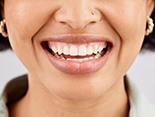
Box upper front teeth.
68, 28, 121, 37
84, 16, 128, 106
78, 45, 87, 56
48, 42, 107, 56
70, 45, 78, 56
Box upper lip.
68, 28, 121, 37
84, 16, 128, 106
39, 34, 113, 44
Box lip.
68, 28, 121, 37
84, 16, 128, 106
40, 34, 112, 43
40, 34, 113, 74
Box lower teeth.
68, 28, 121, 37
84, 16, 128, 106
54, 52, 103, 62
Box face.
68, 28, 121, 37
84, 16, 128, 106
4, 0, 154, 100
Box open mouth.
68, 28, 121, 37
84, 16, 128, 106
42, 41, 112, 62
40, 34, 113, 74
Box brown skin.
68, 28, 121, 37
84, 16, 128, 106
2, 0, 155, 117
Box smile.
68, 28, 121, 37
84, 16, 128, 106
41, 34, 113, 74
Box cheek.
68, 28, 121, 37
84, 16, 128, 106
99, 1, 147, 75
115, 12, 146, 75
5, 2, 42, 40
4, 1, 58, 47
3, 1, 51, 71
114, 8, 146, 71
4, 1, 60, 68
105, 1, 147, 44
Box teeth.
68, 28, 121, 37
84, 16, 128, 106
55, 53, 60, 58
93, 45, 98, 54
60, 55, 65, 60
98, 46, 103, 52
89, 57, 94, 60
67, 58, 72, 61
48, 42, 107, 56
57, 45, 63, 55
77, 59, 83, 62
103, 43, 107, 49
87, 46, 93, 55
70, 45, 78, 56
51, 46, 58, 53
78, 45, 87, 56
72, 58, 78, 62
95, 53, 101, 59
54, 53, 102, 62
63, 46, 69, 55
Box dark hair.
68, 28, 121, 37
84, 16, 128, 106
0, 1, 155, 52
0, 0, 11, 51
141, 9, 155, 52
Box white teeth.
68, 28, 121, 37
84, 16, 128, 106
57, 45, 63, 55
54, 52, 102, 62
103, 43, 107, 49
98, 46, 103, 52
49, 42, 109, 62
70, 45, 78, 56
93, 45, 98, 54
60, 55, 65, 59
95, 53, 101, 59
49, 42, 107, 56
89, 57, 94, 60
87, 46, 93, 55
83, 57, 89, 61
78, 45, 87, 56
72, 58, 78, 62
52, 46, 58, 53
66, 56, 98, 62
67, 58, 71, 61
77, 59, 83, 62
63, 46, 69, 55
55, 53, 60, 58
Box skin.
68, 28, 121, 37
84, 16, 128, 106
3, 0, 155, 117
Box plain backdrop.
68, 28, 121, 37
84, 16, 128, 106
0, 50, 155, 104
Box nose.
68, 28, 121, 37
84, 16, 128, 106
54, 4, 102, 29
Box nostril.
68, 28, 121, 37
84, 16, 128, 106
59, 21, 66, 25
54, 8, 102, 29
90, 21, 96, 24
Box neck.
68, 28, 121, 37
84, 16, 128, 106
9, 77, 129, 117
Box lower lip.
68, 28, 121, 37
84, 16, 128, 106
44, 49, 111, 74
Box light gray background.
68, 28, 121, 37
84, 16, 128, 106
0, 50, 155, 104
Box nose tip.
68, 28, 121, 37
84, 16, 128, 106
54, 9, 102, 29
